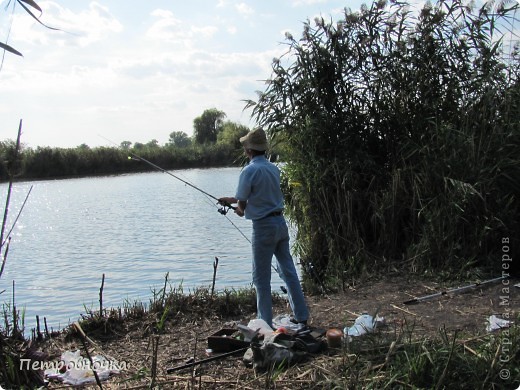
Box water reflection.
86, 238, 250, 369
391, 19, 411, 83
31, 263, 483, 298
0, 168, 297, 332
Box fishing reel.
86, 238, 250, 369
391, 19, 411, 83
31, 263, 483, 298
217, 203, 232, 215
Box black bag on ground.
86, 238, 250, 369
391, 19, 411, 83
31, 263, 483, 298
243, 331, 326, 371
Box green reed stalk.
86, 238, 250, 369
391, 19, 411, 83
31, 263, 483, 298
247, 0, 520, 283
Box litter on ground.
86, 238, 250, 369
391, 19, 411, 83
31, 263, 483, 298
486, 315, 513, 332
344, 314, 386, 338
44, 350, 121, 386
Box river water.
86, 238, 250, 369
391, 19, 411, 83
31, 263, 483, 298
0, 167, 293, 333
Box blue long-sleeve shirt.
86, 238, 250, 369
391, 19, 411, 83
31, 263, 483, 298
235, 156, 284, 220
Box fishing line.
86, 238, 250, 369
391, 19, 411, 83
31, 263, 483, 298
172, 172, 282, 277
200, 196, 251, 244
99, 135, 284, 280
196, 187, 284, 282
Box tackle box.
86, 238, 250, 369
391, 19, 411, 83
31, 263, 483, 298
207, 328, 250, 352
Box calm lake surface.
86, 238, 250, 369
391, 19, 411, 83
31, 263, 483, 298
0, 167, 294, 333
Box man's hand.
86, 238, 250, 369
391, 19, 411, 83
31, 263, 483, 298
236, 200, 247, 217
235, 206, 245, 217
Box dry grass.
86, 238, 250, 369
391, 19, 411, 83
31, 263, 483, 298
12, 274, 519, 389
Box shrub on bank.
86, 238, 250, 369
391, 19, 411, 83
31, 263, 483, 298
247, 0, 520, 284
0, 143, 240, 181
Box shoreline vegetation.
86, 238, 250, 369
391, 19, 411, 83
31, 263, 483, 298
1, 0, 519, 387
0, 108, 250, 182
3, 274, 520, 389
0, 141, 244, 183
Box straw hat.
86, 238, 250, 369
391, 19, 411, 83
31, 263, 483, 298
240, 128, 268, 151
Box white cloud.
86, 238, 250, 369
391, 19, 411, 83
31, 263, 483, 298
235, 3, 254, 16
9, 1, 123, 48
147, 9, 185, 42
227, 25, 237, 34
146, 9, 218, 48
0, 0, 366, 147
291, 0, 328, 6
192, 25, 219, 39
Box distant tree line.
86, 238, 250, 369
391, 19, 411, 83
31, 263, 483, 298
0, 109, 250, 181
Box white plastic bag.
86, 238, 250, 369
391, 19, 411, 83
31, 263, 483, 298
344, 314, 385, 337
44, 350, 121, 386
486, 315, 513, 332
247, 318, 274, 336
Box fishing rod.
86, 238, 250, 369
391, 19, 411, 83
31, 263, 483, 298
130, 150, 286, 281
99, 136, 285, 284
127, 155, 236, 215
99, 135, 235, 215
131, 152, 284, 281
166, 347, 249, 373
403, 276, 506, 305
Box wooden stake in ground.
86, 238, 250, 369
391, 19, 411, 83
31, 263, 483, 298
99, 273, 105, 317
211, 257, 219, 297
73, 322, 103, 389
150, 335, 160, 388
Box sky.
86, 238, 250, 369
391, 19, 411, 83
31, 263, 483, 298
0, 0, 368, 149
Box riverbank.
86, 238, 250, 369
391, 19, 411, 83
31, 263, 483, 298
25, 274, 520, 389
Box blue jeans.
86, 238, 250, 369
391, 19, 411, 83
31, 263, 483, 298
251, 215, 309, 327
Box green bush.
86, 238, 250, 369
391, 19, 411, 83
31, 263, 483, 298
0, 143, 240, 181
247, 0, 520, 285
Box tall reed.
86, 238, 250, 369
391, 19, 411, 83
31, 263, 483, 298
247, 0, 520, 285
0, 142, 238, 181
0, 121, 44, 388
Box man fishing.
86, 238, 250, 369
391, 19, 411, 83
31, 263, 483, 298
219, 127, 309, 329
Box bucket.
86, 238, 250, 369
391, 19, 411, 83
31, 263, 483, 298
326, 328, 343, 348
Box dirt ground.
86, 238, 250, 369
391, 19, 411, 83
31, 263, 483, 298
38, 274, 519, 389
